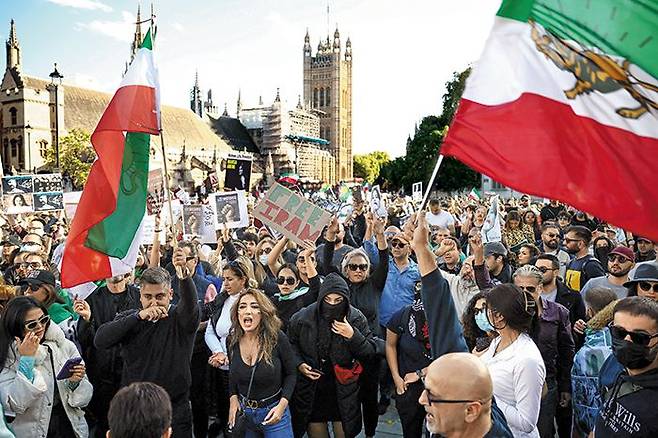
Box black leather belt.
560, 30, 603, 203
240, 390, 282, 409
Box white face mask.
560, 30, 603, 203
259, 254, 269, 265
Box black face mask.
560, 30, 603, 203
612, 337, 658, 370
595, 246, 611, 263
321, 300, 347, 322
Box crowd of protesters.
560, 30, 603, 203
0, 189, 656, 438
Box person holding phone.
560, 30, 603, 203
0, 296, 92, 437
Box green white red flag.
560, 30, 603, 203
442, 0, 658, 242
61, 29, 160, 288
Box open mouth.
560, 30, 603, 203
242, 316, 254, 328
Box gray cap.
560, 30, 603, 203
484, 242, 508, 257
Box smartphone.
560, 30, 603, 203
310, 368, 325, 376
56, 357, 83, 380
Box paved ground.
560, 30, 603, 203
356, 405, 404, 437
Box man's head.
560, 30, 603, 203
557, 212, 571, 229
564, 225, 592, 255
610, 297, 658, 373
513, 264, 544, 300
7, 179, 16, 190
429, 199, 441, 215
390, 233, 411, 261
21, 233, 44, 253
178, 241, 199, 274
441, 237, 461, 267
483, 242, 507, 273
419, 352, 493, 436
107, 382, 172, 438
583, 287, 618, 319
138, 267, 173, 309
242, 232, 259, 258
519, 195, 530, 208
637, 238, 655, 256
541, 222, 561, 250
24, 252, 47, 274
607, 246, 635, 278
534, 254, 560, 286
432, 227, 451, 245
28, 219, 46, 237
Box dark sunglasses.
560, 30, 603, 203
391, 240, 407, 249
638, 282, 658, 293
421, 378, 483, 406
518, 285, 537, 293
609, 323, 658, 346
261, 247, 273, 254
607, 254, 630, 264
24, 314, 50, 331
348, 263, 368, 272
543, 233, 559, 238
109, 273, 130, 283
185, 256, 197, 262
277, 276, 297, 286
297, 255, 315, 263
536, 266, 556, 274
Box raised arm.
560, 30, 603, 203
267, 236, 288, 276
149, 214, 162, 268
371, 216, 389, 291
172, 247, 201, 333
470, 233, 496, 290
323, 216, 340, 275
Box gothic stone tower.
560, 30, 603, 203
303, 28, 352, 181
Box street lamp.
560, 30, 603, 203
25, 123, 31, 172
49, 63, 64, 170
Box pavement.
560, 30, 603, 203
356, 404, 404, 437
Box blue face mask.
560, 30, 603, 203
475, 310, 494, 333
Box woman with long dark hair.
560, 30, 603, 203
0, 296, 92, 437
479, 284, 545, 438
502, 211, 535, 254
227, 289, 297, 437
523, 209, 542, 242
461, 291, 498, 353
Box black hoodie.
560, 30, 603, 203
595, 355, 658, 437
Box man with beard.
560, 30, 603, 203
581, 246, 635, 300
436, 237, 462, 275
564, 226, 606, 292
437, 238, 480, 316
635, 237, 656, 263
540, 200, 567, 223
539, 222, 570, 278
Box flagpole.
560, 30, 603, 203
159, 130, 183, 278
421, 154, 445, 210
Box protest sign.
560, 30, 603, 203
370, 185, 387, 218
2, 193, 32, 214
182, 204, 204, 238
224, 156, 252, 191
33, 192, 63, 212
412, 182, 423, 202
2, 175, 33, 194
253, 183, 331, 245
63, 191, 82, 220
146, 169, 165, 216
212, 191, 249, 230
33, 174, 63, 193
141, 215, 165, 245
481, 195, 502, 243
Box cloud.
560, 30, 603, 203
172, 22, 184, 32
46, 0, 112, 12
76, 11, 136, 43
68, 73, 106, 91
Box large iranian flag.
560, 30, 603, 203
442, 0, 658, 242
61, 29, 160, 288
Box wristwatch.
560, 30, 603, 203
416, 369, 425, 380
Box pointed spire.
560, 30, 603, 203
259, 95, 263, 106
237, 89, 242, 115
194, 69, 199, 87
222, 103, 229, 116
274, 88, 280, 102
333, 26, 340, 51
8, 19, 18, 46
297, 95, 302, 109
6, 19, 21, 70
304, 28, 311, 56
345, 36, 352, 61
129, 4, 143, 64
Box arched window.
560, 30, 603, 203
10, 139, 17, 158
313, 88, 319, 107
326, 87, 331, 106
9, 107, 17, 125
319, 88, 325, 107
39, 140, 49, 159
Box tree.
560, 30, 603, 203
353, 151, 391, 183
45, 128, 96, 189
378, 67, 479, 193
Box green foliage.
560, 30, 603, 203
378, 67, 480, 193
45, 128, 96, 189
353, 151, 391, 183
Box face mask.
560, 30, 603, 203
475, 311, 494, 332
612, 337, 658, 370
595, 246, 611, 262
258, 255, 269, 265
321, 300, 346, 322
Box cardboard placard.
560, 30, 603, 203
412, 182, 423, 202
141, 215, 166, 245
224, 156, 252, 191
212, 191, 249, 230
253, 183, 331, 245
1, 174, 64, 214
33, 192, 63, 212
146, 169, 165, 216
182, 204, 204, 238
370, 185, 387, 218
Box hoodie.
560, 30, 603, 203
595, 356, 658, 437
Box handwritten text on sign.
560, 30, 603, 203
253, 183, 331, 245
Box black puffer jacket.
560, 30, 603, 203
287, 274, 377, 438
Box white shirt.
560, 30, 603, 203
426, 210, 455, 228
480, 334, 546, 438
204, 293, 239, 371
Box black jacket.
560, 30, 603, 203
554, 279, 586, 348
287, 275, 377, 438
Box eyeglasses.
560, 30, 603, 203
638, 282, 658, 293
109, 273, 130, 283
543, 233, 559, 239
609, 323, 658, 346
564, 238, 583, 244
24, 314, 50, 331
608, 254, 630, 264
391, 240, 407, 249
420, 379, 484, 406
185, 256, 197, 262
348, 263, 368, 272
277, 276, 297, 285
536, 266, 556, 273
297, 255, 315, 263
518, 285, 537, 293
261, 247, 272, 254
474, 307, 486, 315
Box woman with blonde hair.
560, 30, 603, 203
227, 289, 297, 437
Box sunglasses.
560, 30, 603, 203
348, 263, 368, 272
109, 273, 130, 283
391, 240, 407, 249
277, 276, 297, 286
24, 314, 50, 331
261, 247, 273, 254
420, 378, 484, 406
536, 266, 556, 273
609, 323, 658, 346
607, 254, 630, 264
185, 256, 197, 262
518, 285, 537, 293
638, 282, 658, 293
564, 238, 583, 244
297, 256, 315, 263
543, 233, 559, 238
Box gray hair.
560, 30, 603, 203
341, 248, 371, 278
139, 267, 172, 288
513, 264, 543, 285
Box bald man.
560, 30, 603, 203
420, 353, 510, 438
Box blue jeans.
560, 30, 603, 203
241, 401, 293, 438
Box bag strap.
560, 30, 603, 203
244, 346, 261, 400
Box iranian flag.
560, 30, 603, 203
468, 188, 481, 201
61, 29, 160, 288
442, 0, 658, 242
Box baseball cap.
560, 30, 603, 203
18, 269, 56, 288
484, 242, 508, 258
391, 233, 410, 245
608, 246, 635, 262
636, 236, 653, 244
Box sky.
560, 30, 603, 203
2, 0, 500, 158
